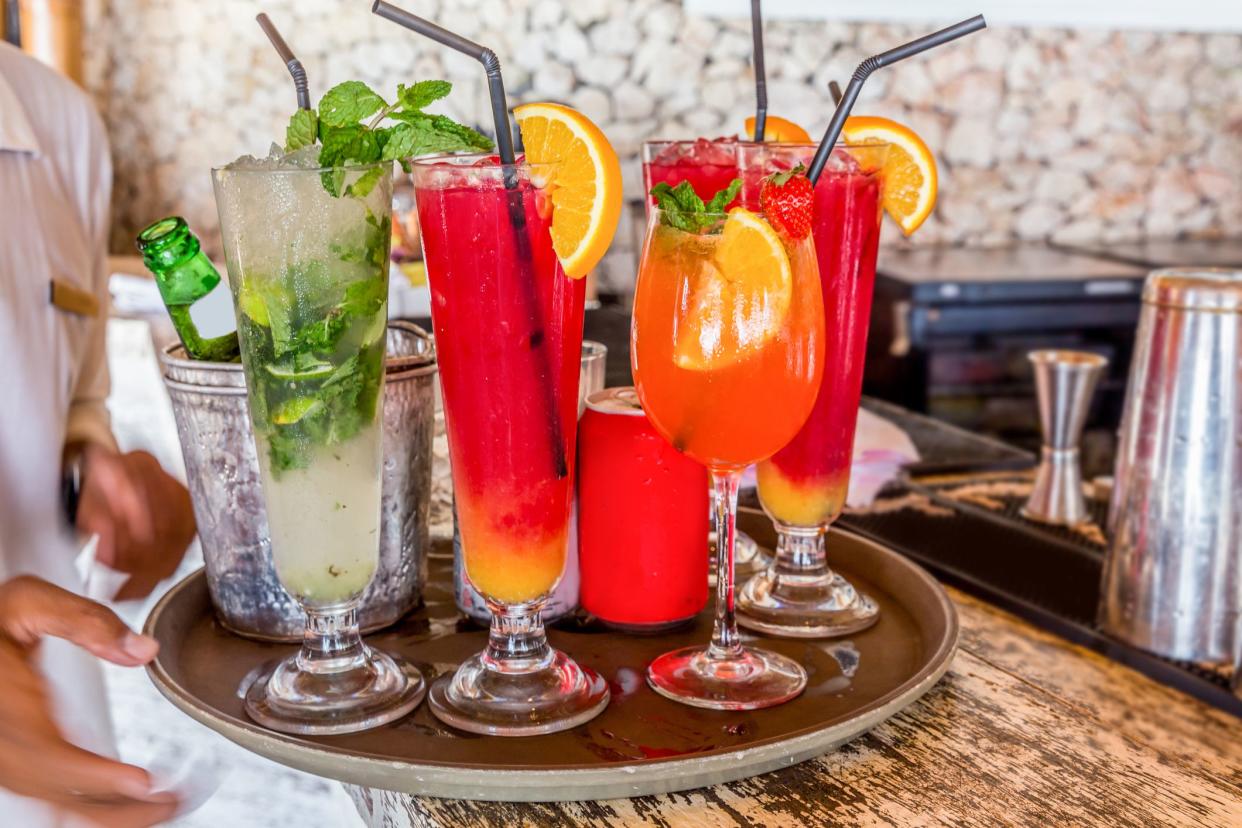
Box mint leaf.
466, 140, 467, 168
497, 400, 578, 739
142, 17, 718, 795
651, 179, 739, 234
287, 78, 492, 197
319, 124, 382, 167
397, 80, 451, 111
318, 81, 387, 127
345, 165, 385, 199
321, 168, 346, 198
426, 114, 493, 151
705, 179, 742, 213
286, 109, 318, 151
651, 180, 705, 214
385, 112, 493, 160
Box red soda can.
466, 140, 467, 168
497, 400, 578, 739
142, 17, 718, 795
578, 387, 709, 631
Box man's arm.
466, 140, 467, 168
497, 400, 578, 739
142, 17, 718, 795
64, 109, 195, 600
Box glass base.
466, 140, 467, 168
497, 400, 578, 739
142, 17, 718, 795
244, 649, 425, 736
737, 564, 879, 638
646, 644, 807, 710
428, 649, 610, 736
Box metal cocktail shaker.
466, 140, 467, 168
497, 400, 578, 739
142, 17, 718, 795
1101, 269, 1242, 662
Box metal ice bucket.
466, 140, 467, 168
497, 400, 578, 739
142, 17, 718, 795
160, 321, 436, 641
1102, 269, 1242, 662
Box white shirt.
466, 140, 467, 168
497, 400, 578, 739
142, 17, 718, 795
0, 42, 117, 826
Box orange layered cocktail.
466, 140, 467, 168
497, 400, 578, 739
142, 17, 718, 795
633, 176, 825, 710
632, 209, 824, 469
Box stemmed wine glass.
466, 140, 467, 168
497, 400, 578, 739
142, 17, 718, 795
632, 200, 825, 709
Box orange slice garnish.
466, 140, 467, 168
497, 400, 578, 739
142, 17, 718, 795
744, 114, 812, 143
841, 115, 938, 235
673, 209, 792, 371
514, 102, 622, 279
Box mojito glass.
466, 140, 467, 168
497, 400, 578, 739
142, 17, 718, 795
411, 154, 608, 736
212, 158, 424, 734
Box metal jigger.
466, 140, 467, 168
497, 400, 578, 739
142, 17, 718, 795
1021, 350, 1107, 526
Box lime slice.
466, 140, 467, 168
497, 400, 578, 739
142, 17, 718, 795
238, 284, 270, 327
272, 396, 324, 425
265, 360, 335, 381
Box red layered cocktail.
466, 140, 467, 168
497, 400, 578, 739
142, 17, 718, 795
413, 157, 584, 605
736, 142, 889, 638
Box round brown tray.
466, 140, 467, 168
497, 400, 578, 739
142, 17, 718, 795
144, 512, 957, 802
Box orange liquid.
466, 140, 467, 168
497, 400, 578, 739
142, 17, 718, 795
632, 222, 824, 471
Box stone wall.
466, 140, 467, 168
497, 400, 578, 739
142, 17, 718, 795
83, 0, 1241, 270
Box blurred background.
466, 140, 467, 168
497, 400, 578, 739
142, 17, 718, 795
7, 0, 1241, 265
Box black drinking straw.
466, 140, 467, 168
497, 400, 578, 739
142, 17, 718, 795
750, 0, 767, 142
371, 0, 568, 479
256, 13, 310, 110
371, 1, 516, 172
807, 14, 987, 184
828, 80, 843, 106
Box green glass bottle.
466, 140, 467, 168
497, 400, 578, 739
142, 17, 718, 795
136, 216, 240, 362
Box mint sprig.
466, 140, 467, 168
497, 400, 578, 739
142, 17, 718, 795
284, 79, 495, 197
650, 178, 742, 233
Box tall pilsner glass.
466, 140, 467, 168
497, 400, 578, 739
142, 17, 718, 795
632, 205, 824, 709
411, 154, 608, 735
736, 142, 889, 637
213, 160, 424, 735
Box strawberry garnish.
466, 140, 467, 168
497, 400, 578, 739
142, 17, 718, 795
759, 164, 814, 240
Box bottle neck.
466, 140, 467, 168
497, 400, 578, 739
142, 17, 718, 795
137, 218, 222, 306
138, 217, 201, 274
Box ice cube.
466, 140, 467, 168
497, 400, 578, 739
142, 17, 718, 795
688, 137, 737, 167
827, 147, 864, 175
222, 143, 322, 172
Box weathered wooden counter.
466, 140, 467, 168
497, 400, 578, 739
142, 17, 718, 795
346, 587, 1242, 826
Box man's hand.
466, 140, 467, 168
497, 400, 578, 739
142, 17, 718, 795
75, 445, 195, 601
0, 576, 179, 827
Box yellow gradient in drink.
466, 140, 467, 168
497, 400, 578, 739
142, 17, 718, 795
755, 465, 849, 527
633, 210, 824, 470
458, 488, 569, 604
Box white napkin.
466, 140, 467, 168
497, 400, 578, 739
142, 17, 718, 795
847, 408, 919, 507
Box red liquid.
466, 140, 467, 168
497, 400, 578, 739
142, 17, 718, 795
414, 161, 586, 603
642, 139, 740, 208
577, 391, 708, 630
756, 167, 884, 527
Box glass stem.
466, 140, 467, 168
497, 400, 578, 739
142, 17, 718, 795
482, 598, 554, 673
775, 527, 830, 575
707, 469, 744, 661
296, 602, 367, 675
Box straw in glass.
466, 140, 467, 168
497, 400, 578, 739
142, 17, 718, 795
807, 14, 987, 184
371, 0, 568, 478
256, 13, 310, 110
750, 0, 767, 142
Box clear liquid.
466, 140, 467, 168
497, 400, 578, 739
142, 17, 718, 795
257, 424, 382, 606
